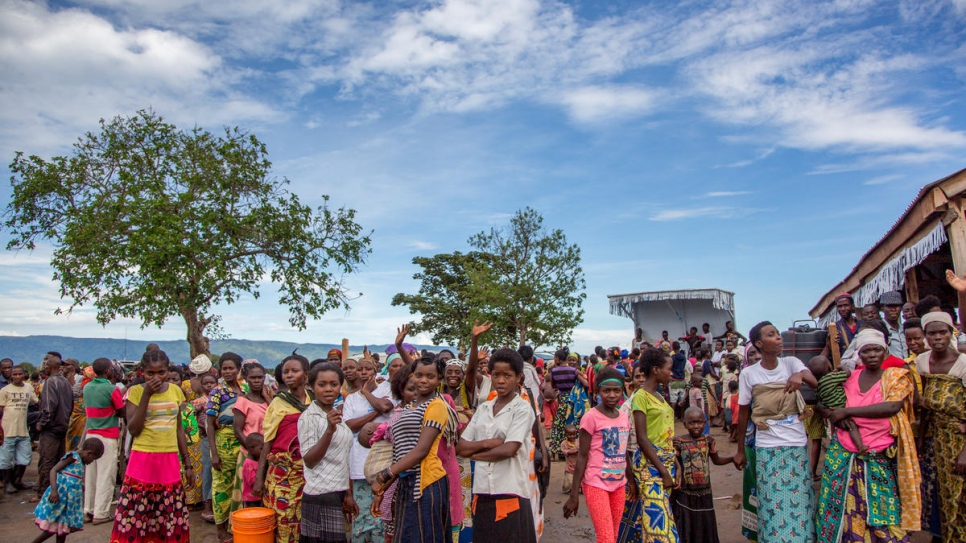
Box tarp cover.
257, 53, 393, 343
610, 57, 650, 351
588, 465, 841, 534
608, 289, 736, 344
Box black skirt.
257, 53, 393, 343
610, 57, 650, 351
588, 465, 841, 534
301, 491, 348, 543
671, 486, 719, 543
472, 494, 537, 543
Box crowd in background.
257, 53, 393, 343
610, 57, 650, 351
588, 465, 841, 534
1, 282, 965, 543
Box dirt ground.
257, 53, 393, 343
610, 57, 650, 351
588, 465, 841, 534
1, 422, 932, 542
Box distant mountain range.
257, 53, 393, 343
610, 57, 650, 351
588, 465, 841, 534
0, 335, 447, 365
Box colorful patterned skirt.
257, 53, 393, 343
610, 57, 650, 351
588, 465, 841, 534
34, 456, 85, 535
755, 446, 814, 543
634, 447, 679, 543
616, 468, 643, 543
263, 452, 305, 543
212, 427, 242, 525
816, 439, 907, 543
110, 451, 190, 543
920, 373, 966, 543
182, 438, 205, 505
352, 479, 385, 542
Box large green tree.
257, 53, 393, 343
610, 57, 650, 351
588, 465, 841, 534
4, 110, 371, 358
390, 251, 493, 351
393, 208, 585, 350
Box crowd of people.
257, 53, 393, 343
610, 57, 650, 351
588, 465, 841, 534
0, 284, 965, 543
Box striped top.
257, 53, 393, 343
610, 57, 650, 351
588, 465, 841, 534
391, 395, 450, 499
816, 370, 849, 409
549, 365, 578, 394
126, 383, 185, 453
83, 378, 125, 438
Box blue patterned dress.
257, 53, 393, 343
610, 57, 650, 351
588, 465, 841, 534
34, 451, 86, 535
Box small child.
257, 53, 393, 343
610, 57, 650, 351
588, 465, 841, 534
241, 433, 264, 508
672, 407, 733, 543
720, 357, 739, 432
33, 437, 105, 543
561, 425, 579, 493
727, 381, 740, 442
808, 356, 866, 453
563, 367, 630, 543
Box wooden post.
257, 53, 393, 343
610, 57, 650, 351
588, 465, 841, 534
944, 198, 966, 326
905, 268, 919, 303
342, 338, 350, 362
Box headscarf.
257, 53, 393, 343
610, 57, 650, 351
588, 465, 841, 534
445, 358, 465, 371
921, 311, 954, 330
242, 358, 260, 369
328, 349, 343, 359
852, 328, 888, 353
385, 343, 417, 356
189, 354, 212, 375
81, 365, 96, 387
379, 353, 402, 377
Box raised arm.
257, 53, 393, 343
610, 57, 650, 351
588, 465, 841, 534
465, 321, 493, 392
395, 325, 415, 367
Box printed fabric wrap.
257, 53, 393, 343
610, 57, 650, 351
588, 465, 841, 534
633, 446, 680, 543
263, 451, 305, 543
816, 439, 907, 543
881, 368, 920, 531
920, 372, 966, 543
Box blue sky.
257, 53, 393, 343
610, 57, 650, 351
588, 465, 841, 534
1, 0, 965, 356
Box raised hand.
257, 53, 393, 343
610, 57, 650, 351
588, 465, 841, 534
396, 325, 410, 345
947, 269, 966, 293
478, 346, 490, 360
471, 320, 493, 338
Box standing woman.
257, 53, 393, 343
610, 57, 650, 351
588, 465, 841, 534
629, 348, 679, 543
63, 360, 85, 452
915, 311, 966, 543
815, 329, 920, 543
182, 354, 213, 517
732, 321, 817, 543
616, 363, 647, 543
548, 350, 590, 457
110, 350, 192, 543
231, 363, 272, 516
372, 355, 459, 543
207, 352, 248, 543
254, 353, 313, 543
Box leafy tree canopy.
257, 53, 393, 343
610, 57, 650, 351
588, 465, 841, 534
393, 207, 585, 350
4, 110, 372, 358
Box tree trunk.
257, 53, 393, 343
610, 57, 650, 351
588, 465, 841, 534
518, 322, 528, 347
182, 307, 211, 359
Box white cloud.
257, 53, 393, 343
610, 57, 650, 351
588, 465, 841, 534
696, 191, 754, 199
408, 241, 439, 251
650, 207, 756, 222
0, 0, 280, 156
558, 85, 658, 124
864, 174, 904, 185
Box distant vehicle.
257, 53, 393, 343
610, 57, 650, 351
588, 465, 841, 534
115, 360, 139, 374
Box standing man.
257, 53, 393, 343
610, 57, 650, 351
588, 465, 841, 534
821, 293, 863, 361
0, 365, 38, 492
0, 358, 13, 388
879, 291, 907, 359
82, 358, 125, 524
701, 323, 713, 349
32, 351, 72, 501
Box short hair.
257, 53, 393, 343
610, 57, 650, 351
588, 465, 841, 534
200, 373, 218, 384
864, 302, 880, 311
683, 406, 704, 420
671, 341, 681, 351
46, 351, 62, 360
390, 363, 413, 401
219, 352, 243, 370
564, 424, 577, 433
80, 437, 105, 458
308, 362, 343, 387
246, 433, 264, 450
414, 353, 445, 379
915, 295, 942, 318
309, 358, 327, 369
140, 349, 170, 369
728, 380, 739, 392
10, 365, 25, 375
281, 351, 309, 373
595, 366, 625, 389
92, 357, 112, 376
0, 358, 12, 366
749, 321, 773, 349
903, 317, 923, 332
167, 365, 183, 381
242, 362, 265, 378
488, 348, 524, 375
555, 347, 570, 362
517, 345, 534, 362
635, 347, 670, 377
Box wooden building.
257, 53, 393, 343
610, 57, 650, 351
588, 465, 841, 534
810, 167, 966, 325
